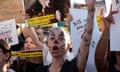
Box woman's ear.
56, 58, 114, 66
67, 43, 72, 50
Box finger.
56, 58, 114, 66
65, 14, 73, 26
111, 16, 115, 24
100, 8, 104, 16
109, 4, 119, 16
102, 18, 110, 29
111, 10, 119, 15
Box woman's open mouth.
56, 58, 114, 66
53, 46, 59, 50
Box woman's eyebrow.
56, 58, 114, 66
59, 32, 64, 37
50, 32, 55, 36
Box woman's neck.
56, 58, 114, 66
52, 57, 65, 66
49, 57, 65, 72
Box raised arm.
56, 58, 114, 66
95, 6, 119, 72
77, 0, 95, 71
23, 27, 43, 49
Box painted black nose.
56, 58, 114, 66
54, 39, 59, 44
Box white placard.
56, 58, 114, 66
0, 19, 18, 45
70, 8, 88, 57
70, 8, 101, 72
104, 0, 112, 17
70, 0, 86, 8
74, 0, 86, 4
110, 14, 120, 51
112, 0, 120, 11
110, 0, 120, 51
85, 15, 101, 72
110, 13, 120, 51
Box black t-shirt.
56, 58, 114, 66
24, 62, 44, 72
37, 58, 79, 72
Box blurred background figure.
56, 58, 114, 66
0, 39, 11, 72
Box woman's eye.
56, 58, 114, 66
25, 41, 28, 43
30, 42, 33, 44
50, 37, 55, 40
59, 37, 64, 41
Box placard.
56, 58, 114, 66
70, 8, 88, 57
23, 0, 70, 27
0, 0, 24, 23
110, 0, 120, 51
70, 8, 101, 72
0, 19, 18, 45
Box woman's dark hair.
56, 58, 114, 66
26, 0, 43, 18
0, 39, 11, 54
44, 0, 70, 22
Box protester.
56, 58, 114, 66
106, 7, 120, 72
23, 36, 37, 50
35, 0, 96, 72
0, 39, 11, 72
22, 26, 52, 72
95, 5, 119, 72
22, 35, 43, 72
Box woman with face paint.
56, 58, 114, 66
36, 0, 96, 72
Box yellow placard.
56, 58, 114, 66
27, 14, 55, 27
96, 16, 102, 29
12, 50, 43, 57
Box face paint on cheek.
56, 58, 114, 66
59, 31, 64, 37
59, 31, 66, 48
49, 32, 55, 37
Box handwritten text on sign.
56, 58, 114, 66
0, 0, 24, 23
0, 19, 18, 45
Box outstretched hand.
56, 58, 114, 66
65, 0, 96, 26
105, 5, 119, 24
100, 5, 119, 32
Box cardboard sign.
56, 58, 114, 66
0, 19, 18, 45
0, 0, 24, 23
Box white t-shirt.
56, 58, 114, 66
42, 44, 52, 66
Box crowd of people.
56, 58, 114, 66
0, 0, 120, 72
